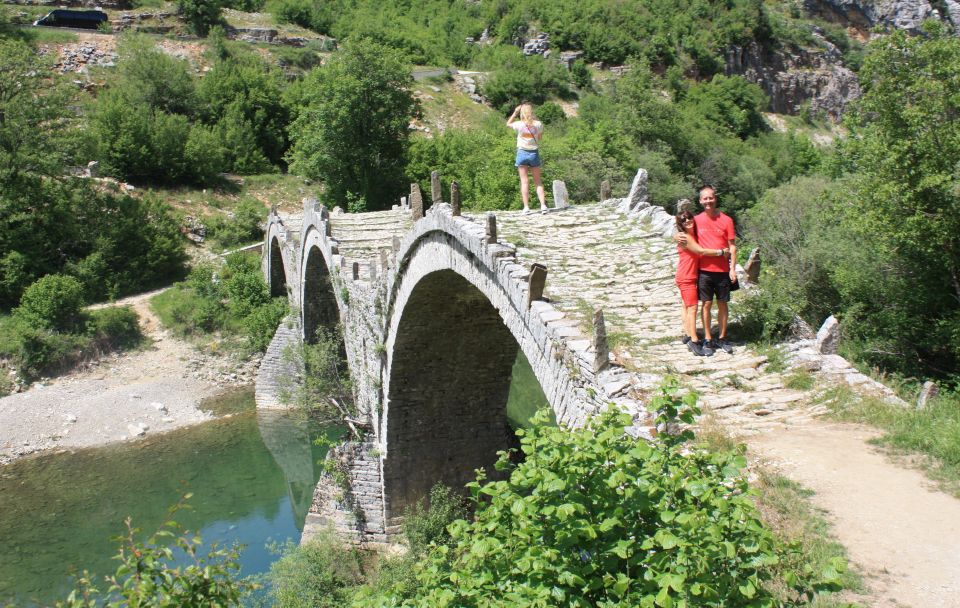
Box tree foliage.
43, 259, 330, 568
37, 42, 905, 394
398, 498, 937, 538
360, 382, 844, 607
288, 39, 417, 210
0, 39, 73, 181
179, 0, 224, 36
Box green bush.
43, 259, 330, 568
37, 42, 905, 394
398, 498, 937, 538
179, 0, 223, 36
480, 52, 572, 114
205, 198, 267, 250
402, 484, 469, 556
85, 307, 143, 352
360, 382, 844, 607
0, 304, 142, 380
60, 496, 253, 606
17, 274, 85, 331
267, 532, 364, 608
535, 101, 566, 125
151, 256, 287, 354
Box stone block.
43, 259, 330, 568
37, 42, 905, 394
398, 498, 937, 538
626, 168, 649, 211
431, 170, 442, 204
552, 180, 569, 209
451, 181, 461, 216
600, 180, 611, 201
917, 381, 938, 410
816, 315, 840, 355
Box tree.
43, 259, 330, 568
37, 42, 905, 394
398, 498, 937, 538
179, 0, 223, 36
835, 22, 960, 373
17, 275, 85, 331
0, 39, 72, 182
288, 39, 417, 210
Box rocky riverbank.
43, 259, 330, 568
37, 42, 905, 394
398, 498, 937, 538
0, 289, 259, 465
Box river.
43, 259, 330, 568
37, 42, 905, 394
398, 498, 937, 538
0, 352, 548, 606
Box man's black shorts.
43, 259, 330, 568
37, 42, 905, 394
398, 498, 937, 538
698, 270, 731, 302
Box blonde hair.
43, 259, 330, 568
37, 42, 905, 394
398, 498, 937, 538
520, 103, 537, 127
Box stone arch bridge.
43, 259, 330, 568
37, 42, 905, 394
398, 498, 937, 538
257, 179, 896, 544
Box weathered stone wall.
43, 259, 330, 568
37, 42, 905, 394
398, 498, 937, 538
255, 315, 302, 409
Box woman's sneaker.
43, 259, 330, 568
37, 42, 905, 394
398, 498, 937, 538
713, 337, 734, 354
687, 339, 704, 356
699, 340, 715, 356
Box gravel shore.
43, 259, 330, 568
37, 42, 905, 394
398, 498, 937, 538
0, 289, 258, 465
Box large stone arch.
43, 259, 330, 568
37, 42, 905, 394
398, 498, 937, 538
383, 269, 521, 516
379, 212, 588, 523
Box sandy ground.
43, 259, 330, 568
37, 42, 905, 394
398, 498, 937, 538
748, 420, 960, 608
0, 289, 252, 465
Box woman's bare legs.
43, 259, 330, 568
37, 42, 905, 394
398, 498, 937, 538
531, 166, 547, 210
517, 165, 530, 211
682, 302, 699, 342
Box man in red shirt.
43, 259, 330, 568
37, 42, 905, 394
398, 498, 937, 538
679, 186, 737, 354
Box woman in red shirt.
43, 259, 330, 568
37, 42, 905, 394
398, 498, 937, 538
675, 211, 729, 356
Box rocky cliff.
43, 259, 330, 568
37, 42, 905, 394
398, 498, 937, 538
804, 0, 958, 33
725, 31, 860, 121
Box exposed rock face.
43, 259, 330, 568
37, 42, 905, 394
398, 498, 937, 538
725, 39, 860, 121
804, 0, 951, 33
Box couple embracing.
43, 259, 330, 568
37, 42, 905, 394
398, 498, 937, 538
674, 186, 737, 357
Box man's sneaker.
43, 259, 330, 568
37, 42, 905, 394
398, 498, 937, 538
687, 339, 704, 356
682, 335, 691, 345
699, 340, 714, 356
714, 337, 734, 354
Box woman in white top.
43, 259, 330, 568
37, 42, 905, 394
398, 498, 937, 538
507, 103, 548, 214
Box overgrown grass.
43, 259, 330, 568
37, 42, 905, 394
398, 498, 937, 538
24, 28, 79, 44
822, 384, 960, 497
754, 472, 865, 606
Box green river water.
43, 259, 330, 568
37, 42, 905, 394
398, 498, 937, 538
0, 352, 548, 606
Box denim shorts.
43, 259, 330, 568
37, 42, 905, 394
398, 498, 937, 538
515, 148, 542, 168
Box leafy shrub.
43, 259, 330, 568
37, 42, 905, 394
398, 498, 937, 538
1, 179, 179, 310
17, 274, 85, 331
0, 304, 143, 380
179, 0, 223, 36
480, 52, 572, 114
85, 307, 143, 352
206, 198, 267, 250
241, 296, 287, 351
267, 532, 364, 608
361, 382, 844, 607
151, 255, 286, 354
402, 484, 469, 555
570, 59, 592, 90
60, 496, 253, 606
535, 101, 565, 125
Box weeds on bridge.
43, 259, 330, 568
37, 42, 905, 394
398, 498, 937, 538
280, 325, 358, 430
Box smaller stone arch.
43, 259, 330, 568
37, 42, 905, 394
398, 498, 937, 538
301, 241, 340, 344
269, 236, 287, 298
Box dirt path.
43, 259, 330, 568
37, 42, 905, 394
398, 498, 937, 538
745, 420, 960, 608
0, 289, 253, 465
